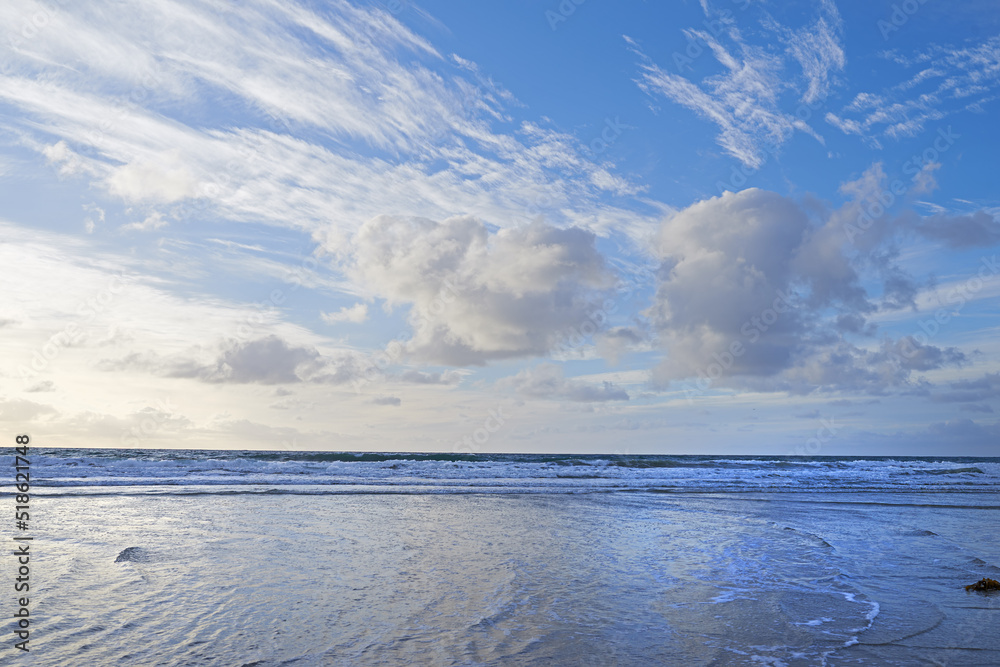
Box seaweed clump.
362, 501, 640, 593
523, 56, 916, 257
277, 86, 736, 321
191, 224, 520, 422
964, 578, 1000, 592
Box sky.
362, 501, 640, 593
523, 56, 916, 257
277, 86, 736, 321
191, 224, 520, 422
1, 0, 999, 455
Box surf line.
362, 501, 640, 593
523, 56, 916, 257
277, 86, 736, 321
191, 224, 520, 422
12, 536, 32, 651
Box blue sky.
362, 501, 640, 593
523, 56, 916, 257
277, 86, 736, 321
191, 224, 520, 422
1, 0, 999, 454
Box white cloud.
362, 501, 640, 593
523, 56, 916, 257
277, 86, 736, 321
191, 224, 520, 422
500, 363, 629, 402
25, 380, 55, 393
0, 397, 57, 422
398, 370, 463, 385
649, 188, 815, 381
915, 210, 1000, 248
0, 0, 654, 251
107, 155, 199, 204
647, 184, 969, 393
121, 211, 168, 232
827, 35, 1000, 141
83, 204, 105, 234
0, 0, 995, 451
781, 4, 845, 105
350, 215, 615, 365
630, 2, 845, 168
321, 303, 369, 324
96, 335, 362, 386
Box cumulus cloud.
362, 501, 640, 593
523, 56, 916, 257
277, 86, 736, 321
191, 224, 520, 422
726, 337, 963, 396
500, 363, 629, 402
208, 336, 323, 384
349, 215, 615, 365
878, 336, 966, 371
647, 185, 969, 393
915, 211, 1000, 248
649, 188, 814, 381
97, 335, 362, 385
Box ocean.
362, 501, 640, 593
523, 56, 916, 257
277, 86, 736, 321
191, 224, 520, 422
11, 449, 1000, 665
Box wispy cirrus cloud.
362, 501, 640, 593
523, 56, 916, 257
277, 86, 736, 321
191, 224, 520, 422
629, 1, 845, 168
0, 0, 650, 251
826, 35, 1000, 143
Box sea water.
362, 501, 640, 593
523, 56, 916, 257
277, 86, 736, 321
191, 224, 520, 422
9, 450, 1000, 665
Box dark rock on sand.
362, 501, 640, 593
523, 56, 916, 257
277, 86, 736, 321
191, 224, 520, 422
114, 547, 150, 563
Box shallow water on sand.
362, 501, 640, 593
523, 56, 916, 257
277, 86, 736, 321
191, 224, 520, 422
22, 490, 1000, 665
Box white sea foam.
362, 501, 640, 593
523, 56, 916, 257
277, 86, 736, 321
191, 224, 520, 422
20, 450, 1000, 497
795, 616, 835, 626
840, 592, 881, 647
708, 588, 755, 604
